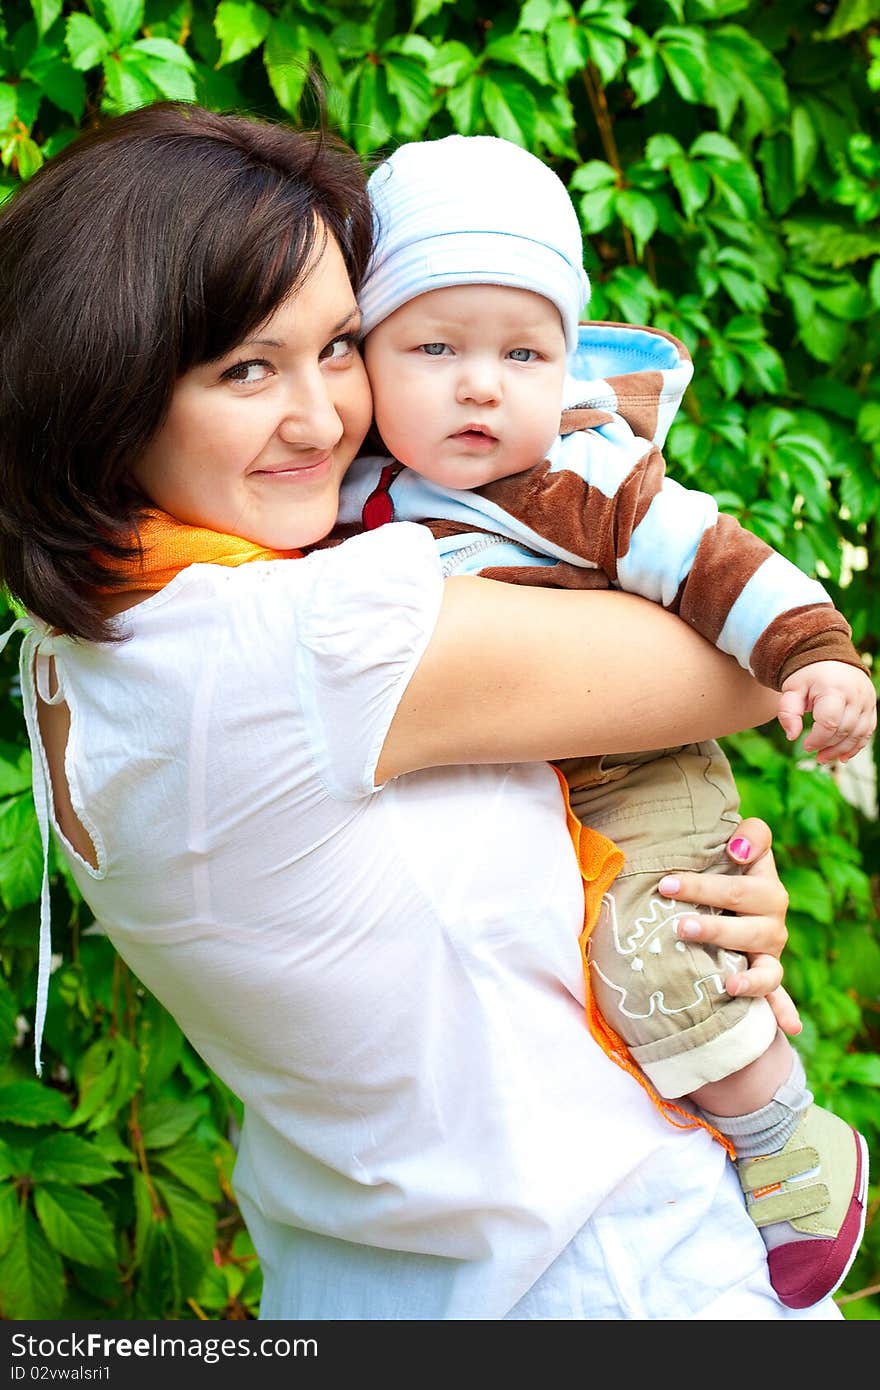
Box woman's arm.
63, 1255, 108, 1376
377, 576, 778, 781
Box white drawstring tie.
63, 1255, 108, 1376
1, 614, 57, 1076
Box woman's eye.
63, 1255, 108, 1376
222, 359, 272, 384
419, 342, 449, 356
320, 334, 358, 362
508, 348, 538, 363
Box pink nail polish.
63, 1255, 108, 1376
729, 837, 751, 862
658, 876, 680, 897
678, 917, 700, 939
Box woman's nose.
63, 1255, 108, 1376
277, 377, 343, 451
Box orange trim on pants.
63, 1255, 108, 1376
551, 765, 735, 1160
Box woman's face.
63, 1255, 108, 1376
133, 233, 373, 550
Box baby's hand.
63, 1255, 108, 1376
778, 660, 877, 764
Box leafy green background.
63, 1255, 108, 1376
0, 0, 878, 1320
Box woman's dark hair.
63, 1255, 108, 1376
0, 100, 373, 640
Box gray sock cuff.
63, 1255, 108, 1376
699, 1045, 813, 1158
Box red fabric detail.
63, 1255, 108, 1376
362, 464, 400, 530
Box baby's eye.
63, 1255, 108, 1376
221, 359, 273, 384
419, 342, 450, 356
508, 348, 538, 363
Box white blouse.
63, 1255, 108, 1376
12, 524, 839, 1320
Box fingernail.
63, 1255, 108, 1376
658, 876, 681, 897
729, 837, 751, 863
678, 916, 701, 939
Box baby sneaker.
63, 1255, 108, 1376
738, 1103, 869, 1309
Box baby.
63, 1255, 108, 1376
335, 134, 875, 1310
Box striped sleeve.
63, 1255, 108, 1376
478, 433, 866, 688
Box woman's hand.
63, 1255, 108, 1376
657, 817, 802, 1038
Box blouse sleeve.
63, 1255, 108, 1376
295, 522, 444, 800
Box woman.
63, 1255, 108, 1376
0, 102, 837, 1320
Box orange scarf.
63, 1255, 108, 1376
97, 509, 302, 592
100, 510, 730, 1154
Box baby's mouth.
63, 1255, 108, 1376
454, 427, 497, 445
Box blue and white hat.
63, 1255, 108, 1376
358, 135, 590, 353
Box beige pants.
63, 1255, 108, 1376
561, 742, 777, 1100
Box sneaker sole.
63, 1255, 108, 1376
772, 1127, 869, 1310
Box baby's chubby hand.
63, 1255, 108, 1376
778, 660, 877, 764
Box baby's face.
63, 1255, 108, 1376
362, 284, 567, 490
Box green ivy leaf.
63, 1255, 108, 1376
138, 1097, 204, 1149
602, 265, 661, 324
579, 186, 617, 231
263, 20, 309, 115
758, 133, 796, 217
689, 0, 751, 14
655, 24, 708, 104
0, 83, 16, 128
0, 1206, 64, 1318
127, 39, 196, 100
485, 33, 551, 87
10, 137, 43, 182
0, 1082, 71, 1128
0, 979, 16, 1056
823, 0, 880, 40
790, 103, 818, 189
34, 1182, 117, 1267
131, 1167, 154, 1267
627, 37, 663, 108
570, 159, 616, 193
427, 40, 476, 88
383, 54, 435, 135
351, 62, 393, 155
32, 60, 86, 119
535, 91, 578, 158
412, 0, 455, 23
784, 866, 835, 924
30, 0, 63, 39
30, 1132, 120, 1184
101, 51, 160, 113
95, 0, 143, 45
214, 0, 270, 69
0, 744, 30, 798
579, 4, 631, 85
833, 1053, 880, 1086
546, 16, 588, 84
857, 399, 880, 444
703, 26, 788, 139
135, 1215, 179, 1316
138, 1000, 185, 1092
152, 1134, 221, 1201
481, 75, 537, 147
0, 794, 41, 910
304, 25, 344, 91
153, 1174, 215, 1258
615, 189, 658, 258
0, 1182, 17, 1250
65, 13, 111, 70
520, 0, 573, 27
70, 1036, 140, 1130
706, 158, 762, 220
445, 72, 482, 134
